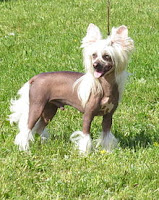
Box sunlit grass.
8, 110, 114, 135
0, 0, 159, 199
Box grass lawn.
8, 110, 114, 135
0, 0, 159, 199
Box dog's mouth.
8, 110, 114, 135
93, 64, 113, 78
94, 70, 105, 78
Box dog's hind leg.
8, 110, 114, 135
32, 118, 49, 141
14, 89, 48, 151
14, 102, 45, 151
97, 114, 118, 152
32, 103, 58, 142
15, 100, 48, 151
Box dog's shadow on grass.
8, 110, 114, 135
48, 128, 158, 150
50, 133, 70, 142
115, 130, 158, 150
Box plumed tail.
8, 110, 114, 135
9, 82, 30, 125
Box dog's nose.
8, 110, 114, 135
93, 62, 97, 68
93, 63, 102, 70
93, 62, 99, 68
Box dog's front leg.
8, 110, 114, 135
70, 111, 95, 154
97, 114, 118, 152
82, 111, 94, 134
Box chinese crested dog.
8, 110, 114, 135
9, 23, 134, 154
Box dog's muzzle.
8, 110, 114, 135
93, 63, 103, 72
93, 62, 112, 78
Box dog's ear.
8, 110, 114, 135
110, 25, 134, 51
81, 23, 102, 48
115, 25, 128, 38
110, 25, 128, 43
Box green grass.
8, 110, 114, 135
0, 0, 159, 199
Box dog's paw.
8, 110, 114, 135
96, 131, 118, 152
40, 129, 49, 143
70, 131, 92, 154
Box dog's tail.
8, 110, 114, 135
9, 82, 30, 125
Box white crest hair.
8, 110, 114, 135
74, 24, 134, 107
74, 72, 102, 108
108, 25, 134, 99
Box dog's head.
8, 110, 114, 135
81, 24, 134, 78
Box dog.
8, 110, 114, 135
9, 23, 134, 154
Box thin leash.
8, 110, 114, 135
107, 0, 110, 36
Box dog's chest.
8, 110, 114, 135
99, 97, 114, 115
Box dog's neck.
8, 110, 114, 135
99, 70, 116, 94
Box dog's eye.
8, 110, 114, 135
92, 53, 97, 59
102, 55, 111, 61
